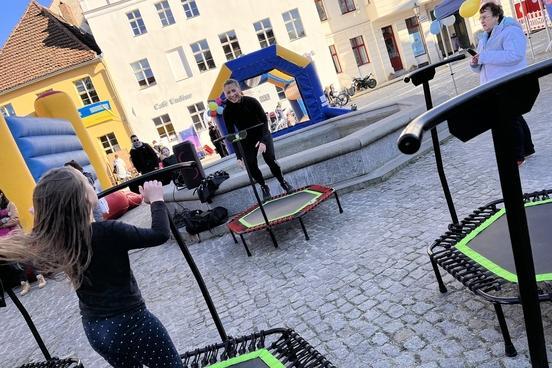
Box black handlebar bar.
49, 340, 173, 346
98, 162, 195, 199
404, 54, 466, 86
398, 58, 552, 154
212, 122, 265, 143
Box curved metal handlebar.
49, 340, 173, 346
212, 122, 265, 143
404, 54, 466, 85
98, 162, 195, 199
398, 58, 552, 154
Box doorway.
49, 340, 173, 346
381, 25, 404, 72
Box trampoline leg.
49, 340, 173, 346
430, 259, 448, 293
298, 218, 310, 241
334, 192, 344, 213
230, 231, 238, 244
239, 234, 252, 257
493, 303, 517, 357
267, 227, 279, 248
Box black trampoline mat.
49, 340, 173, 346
222, 359, 269, 368
457, 201, 552, 282
239, 189, 322, 228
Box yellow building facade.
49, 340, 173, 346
0, 60, 131, 176
0, 1, 132, 183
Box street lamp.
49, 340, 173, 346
413, 1, 432, 64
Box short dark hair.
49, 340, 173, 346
480, 3, 504, 19
0, 189, 9, 209
64, 160, 84, 173
130, 134, 138, 139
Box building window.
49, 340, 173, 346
166, 47, 193, 80
275, 86, 286, 100
282, 9, 305, 41
181, 0, 200, 18
329, 45, 342, 73
406, 17, 426, 57
155, 0, 175, 27
74, 77, 100, 106
339, 0, 356, 14
99, 133, 120, 155
350, 36, 369, 66
187, 102, 207, 132
190, 40, 216, 72
126, 9, 147, 36
219, 30, 242, 61
153, 114, 177, 140
0, 103, 16, 117
315, 0, 328, 21
131, 59, 157, 88
253, 18, 276, 48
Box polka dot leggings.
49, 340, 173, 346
82, 307, 183, 368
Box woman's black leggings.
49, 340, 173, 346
82, 306, 182, 368
242, 136, 284, 187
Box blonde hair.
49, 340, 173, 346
0, 167, 93, 288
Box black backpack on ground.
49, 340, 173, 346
174, 207, 228, 235
194, 171, 230, 203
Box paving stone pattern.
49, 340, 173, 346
2, 55, 552, 368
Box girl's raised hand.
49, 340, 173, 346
139, 180, 164, 204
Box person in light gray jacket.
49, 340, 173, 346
470, 1, 534, 164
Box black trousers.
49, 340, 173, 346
242, 136, 284, 187
512, 115, 535, 161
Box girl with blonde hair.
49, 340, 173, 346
0, 167, 182, 367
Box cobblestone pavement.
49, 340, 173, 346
2, 49, 552, 368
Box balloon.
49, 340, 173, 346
210, 110, 217, 117
459, 0, 480, 18
208, 101, 218, 111
430, 20, 442, 35
215, 97, 223, 105
442, 15, 456, 26
216, 106, 224, 115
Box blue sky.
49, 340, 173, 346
1, 0, 52, 48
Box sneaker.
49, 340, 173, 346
260, 185, 272, 202
524, 149, 535, 158
281, 180, 294, 193
20, 281, 31, 296
37, 274, 47, 288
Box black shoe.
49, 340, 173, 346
260, 185, 272, 202
281, 180, 294, 193
524, 148, 535, 158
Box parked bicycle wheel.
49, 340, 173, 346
336, 93, 349, 106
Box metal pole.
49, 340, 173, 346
422, 81, 459, 224
6, 287, 52, 360
168, 216, 228, 342
491, 122, 547, 367
537, 0, 552, 51
234, 136, 278, 248
520, 0, 536, 59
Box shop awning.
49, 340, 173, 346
434, 0, 464, 19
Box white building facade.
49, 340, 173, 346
81, 0, 341, 147
316, 0, 516, 88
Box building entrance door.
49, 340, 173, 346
381, 25, 403, 72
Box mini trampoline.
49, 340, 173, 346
97, 164, 335, 368
228, 184, 343, 256
399, 59, 552, 364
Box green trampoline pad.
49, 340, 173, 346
455, 199, 552, 283
207, 349, 285, 368
238, 189, 323, 228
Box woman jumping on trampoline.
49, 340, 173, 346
222, 79, 293, 202
0, 167, 183, 368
